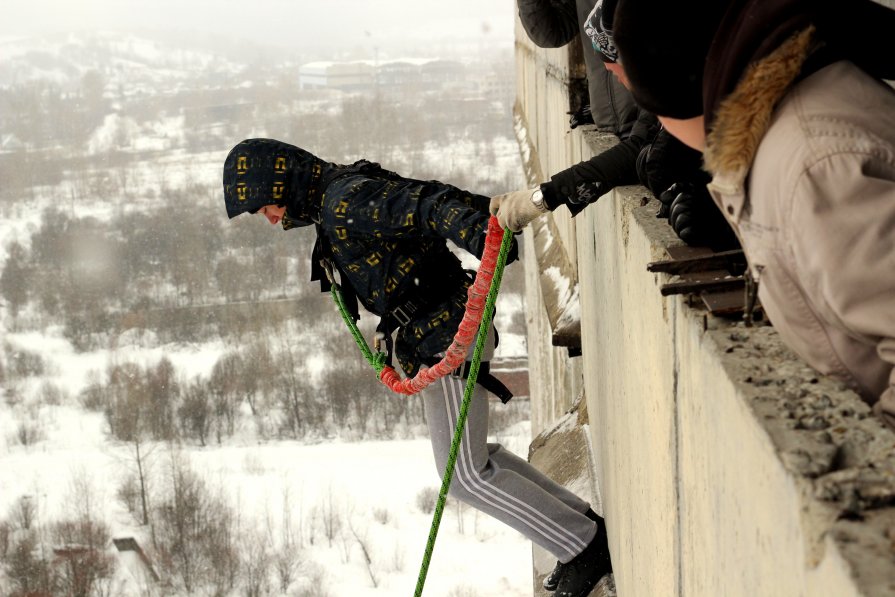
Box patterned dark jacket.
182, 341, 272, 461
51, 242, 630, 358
223, 138, 507, 376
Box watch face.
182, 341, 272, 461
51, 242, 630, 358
531, 188, 546, 210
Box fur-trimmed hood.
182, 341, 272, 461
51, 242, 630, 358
703, 56, 895, 431
701, 0, 895, 183
703, 27, 815, 183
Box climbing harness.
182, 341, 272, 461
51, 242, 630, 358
326, 216, 513, 396
325, 216, 514, 595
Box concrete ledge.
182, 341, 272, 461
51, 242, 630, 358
513, 24, 895, 596
574, 179, 895, 596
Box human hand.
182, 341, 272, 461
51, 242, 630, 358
659, 182, 739, 250
489, 189, 547, 232
656, 183, 679, 219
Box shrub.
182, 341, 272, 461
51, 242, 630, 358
415, 486, 439, 514
14, 421, 44, 446
372, 507, 391, 526
0, 520, 10, 560
36, 381, 67, 406
116, 476, 141, 517
3, 344, 44, 379
3, 532, 56, 596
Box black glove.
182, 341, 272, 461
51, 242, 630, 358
655, 185, 671, 219
659, 182, 740, 250
638, 129, 706, 198
567, 180, 605, 207
505, 236, 520, 265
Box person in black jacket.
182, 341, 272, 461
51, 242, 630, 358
222, 138, 613, 597
517, 0, 637, 135
498, 0, 738, 251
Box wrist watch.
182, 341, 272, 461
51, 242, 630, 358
530, 187, 548, 213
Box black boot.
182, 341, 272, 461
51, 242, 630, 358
542, 508, 604, 591
555, 513, 612, 597
543, 560, 564, 591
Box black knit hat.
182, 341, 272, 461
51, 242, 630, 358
222, 138, 327, 226
585, 0, 619, 63
613, 0, 729, 118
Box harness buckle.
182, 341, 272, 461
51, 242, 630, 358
392, 300, 419, 327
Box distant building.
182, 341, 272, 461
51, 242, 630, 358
478, 70, 514, 100
376, 58, 430, 88
298, 61, 375, 91
420, 60, 466, 87
297, 58, 505, 98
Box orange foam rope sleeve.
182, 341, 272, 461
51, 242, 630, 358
378, 216, 504, 395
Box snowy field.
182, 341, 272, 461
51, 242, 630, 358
0, 25, 533, 596
1, 299, 532, 597
0, 402, 534, 596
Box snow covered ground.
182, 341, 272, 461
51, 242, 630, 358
0, 267, 530, 596
0, 396, 534, 596
0, 25, 533, 595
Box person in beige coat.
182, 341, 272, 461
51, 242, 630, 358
613, 0, 895, 430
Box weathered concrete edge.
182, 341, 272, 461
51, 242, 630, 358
618, 167, 895, 594
513, 102, 582, 347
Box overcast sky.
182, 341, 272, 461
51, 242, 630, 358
3, 0, 516, 56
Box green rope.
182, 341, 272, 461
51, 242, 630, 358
326, 227, 515, 596
413, 227, 514, 597
329, 281, 388, 374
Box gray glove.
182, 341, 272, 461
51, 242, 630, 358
489, 188, 547, 232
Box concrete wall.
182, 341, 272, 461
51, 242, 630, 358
515, 20, 590, 434
515, 14, 895, 597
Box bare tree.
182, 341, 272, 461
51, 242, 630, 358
3, 531, 56, 597
120, 438, 156, 526
271, 486, 298, 593
145, 357, 178, 440
178, 379, 211, 446
9, 496, 36, 531
0, 241, 30, 327
152, 450, 240, 595
271, 332, 316, 439
318, 485, 341, 548
0, 519, 10, 560
240, 530, 272, 597
154, 452, 201, 592
209, 354, 240, 441
347, 517, 378, 588
51, 517, 114, 597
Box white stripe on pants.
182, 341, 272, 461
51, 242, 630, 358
422, 366, 597, 562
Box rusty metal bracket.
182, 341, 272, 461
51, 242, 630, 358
647, 249, 746, 276
648, 246, 761, 319
659, 275, 745, 297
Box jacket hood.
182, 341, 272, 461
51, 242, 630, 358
703, 27, 814, 182
584, 0, 619, 63
614, 0, 895, 122
222, 138, 334, 227
704, 0, 895, 132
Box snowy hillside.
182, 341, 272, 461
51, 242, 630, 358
0, 31, 245, 90
0, 28, 532, 597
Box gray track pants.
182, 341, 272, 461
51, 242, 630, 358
422, 334, 597, 563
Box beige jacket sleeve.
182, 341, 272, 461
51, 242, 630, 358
790, 151, 895, 429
